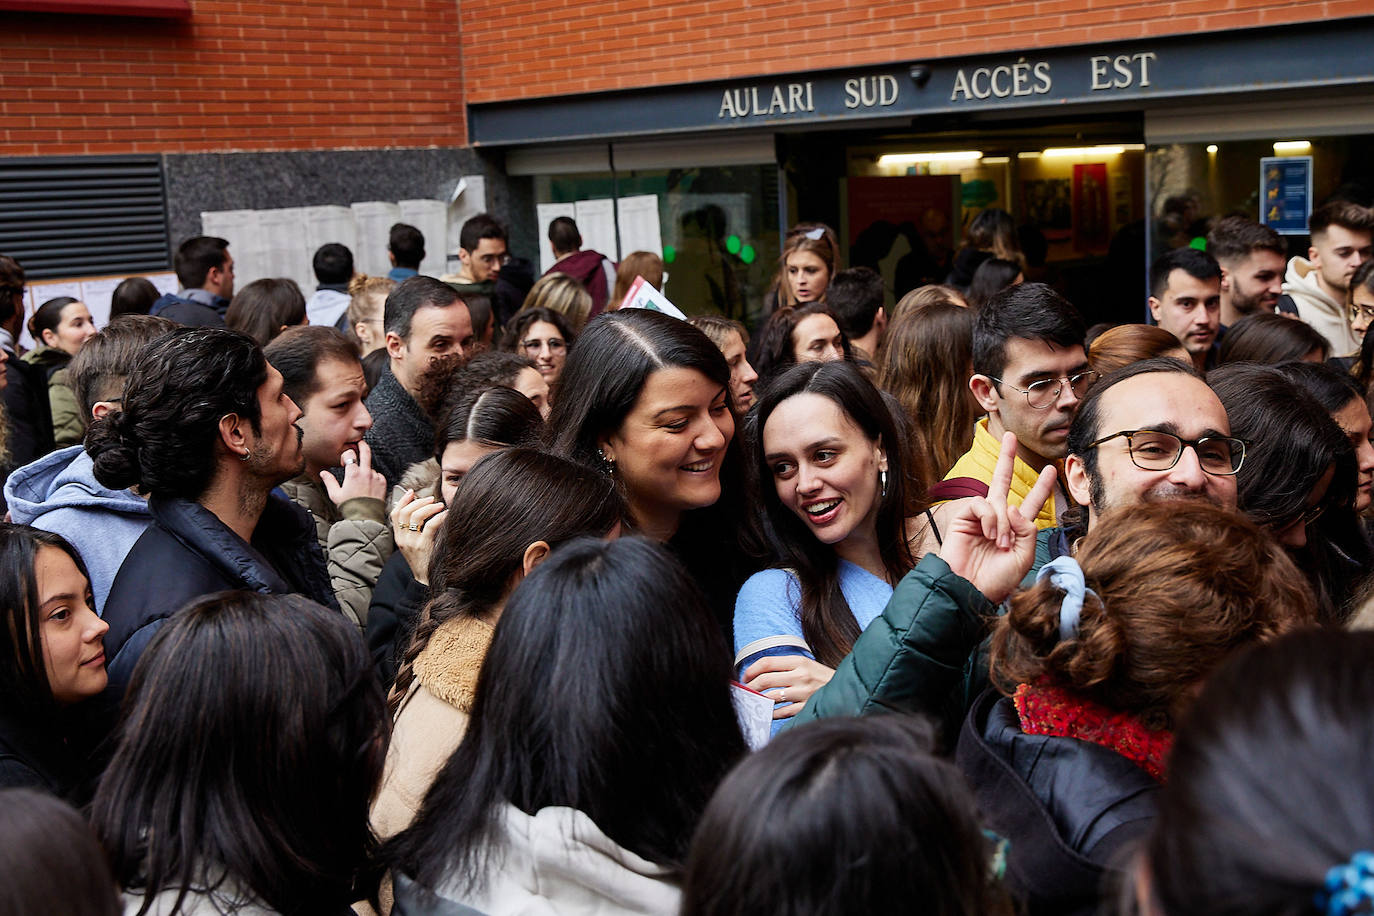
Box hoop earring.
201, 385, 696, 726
240, 450, 251, 462
880, 468, 888, 497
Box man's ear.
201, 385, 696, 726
385, 331, 406, 362
1308, 244, 1321, 267
218, 412, 248, 460
874, 307, 887, 333
1218, 266, 1233, 293
91, 400, 119, 422
969, 374, 1000, 414
1064, 452, 1093, 507
1148, 296, 1163, 322
521, 540, 550, 576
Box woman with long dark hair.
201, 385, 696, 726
1142, 630, 1374, 916
747, 301, 851, 387
372, 447, 622, 839
1210, 363, 1362, 622
91, 592, 387, 916
548, 309, 744, 628
681, 717, 1008, 916
385, 537, 748, 915
368, 385, 545, 685
735, 360, 924, 731
876, 300, 977, 493
0, 524, 108, 800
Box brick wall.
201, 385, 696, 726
461, 0, 1345, 103
0, 0, 463, 156
1, 0, 1356, 156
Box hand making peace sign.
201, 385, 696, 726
937, 431, 1056, 604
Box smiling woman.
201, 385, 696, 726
549, 309, 747, 631
734, 360, 925, 733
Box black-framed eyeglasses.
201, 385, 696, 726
1349, 302, 1374, 324
992, 371, 1098, 409
1088, 429, 1248, 476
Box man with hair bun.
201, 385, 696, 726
5, 315, 176, 615
1279, 199, 1374, 356
87, 327, 337, 691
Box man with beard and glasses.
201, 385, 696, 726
86, 327, 338, 692
930, 282, 1091, 531
1207, 216, 1287, 330
784, 356, 1247, 733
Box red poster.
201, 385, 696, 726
1072, 163, 1110, 253
846, 176, 960, 295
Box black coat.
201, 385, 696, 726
365, 550, 429, 690
2, 345, 55, 472
0, 702, 108, 804
102, 492, 337, 692
363, 368, 435, 490
955, 689, 1159, 916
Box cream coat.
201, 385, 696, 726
371, 614, 494, 840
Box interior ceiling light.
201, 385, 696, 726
877, 151, 983, 165
1273, 140, 1312, 153
1041, 143, 1142, 157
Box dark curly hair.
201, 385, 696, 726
85, 327, 267, 501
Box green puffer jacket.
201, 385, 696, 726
784, 527, 1068, 731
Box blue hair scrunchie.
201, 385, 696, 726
1035, 555, 1098, 643
1317, 851, 1374, 916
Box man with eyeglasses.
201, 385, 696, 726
444, 213, 509, 293
1063, 356, 1239, 522
931, 282, 1090, 530
785, 355, 1244, 733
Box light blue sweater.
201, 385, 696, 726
733, 562, 893, 735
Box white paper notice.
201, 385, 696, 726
201, 209, 263, 287
615, 194, 662, 259
78, 276, 124, 328
619, 275, 687, 319
147, 272, 178, 296
398, 199, 449, 279
351, 201, 403, 279
731, 682, 775, 750
535, 202, 578, 275
573, 199, 617, 263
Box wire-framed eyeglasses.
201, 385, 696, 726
1087, 429, 1248, 476
991, 371, 1099, 409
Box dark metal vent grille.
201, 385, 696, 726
0, 156, 169, 280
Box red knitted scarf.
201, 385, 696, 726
1013, 682, 1173, 783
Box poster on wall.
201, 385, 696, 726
1072, 163, 1110, 253
845, 176, 960, 300
1021, 179, 1072, 241
1261, 156, 1313, 235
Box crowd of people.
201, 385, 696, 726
1, 196, 1374, 916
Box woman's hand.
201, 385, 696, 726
321, 441, 387, 507
937, 431, 1055, 604
390, 489, 448, 586
742, 655, 836, 720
